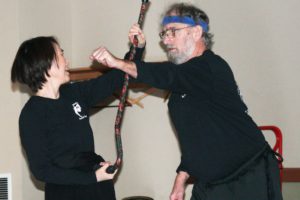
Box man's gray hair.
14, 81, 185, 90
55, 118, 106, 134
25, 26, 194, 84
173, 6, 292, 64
164, 3, 214, 49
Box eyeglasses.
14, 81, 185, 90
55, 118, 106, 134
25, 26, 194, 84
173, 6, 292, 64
159, 26, 194, 40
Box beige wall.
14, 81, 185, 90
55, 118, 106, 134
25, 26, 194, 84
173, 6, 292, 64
0, 0, 23, 199
1, 0, 299, 199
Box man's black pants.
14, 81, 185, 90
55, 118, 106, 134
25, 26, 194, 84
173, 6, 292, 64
191, 146, 283, 200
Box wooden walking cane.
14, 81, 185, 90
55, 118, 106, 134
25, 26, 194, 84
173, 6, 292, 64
106, 0, 150, 174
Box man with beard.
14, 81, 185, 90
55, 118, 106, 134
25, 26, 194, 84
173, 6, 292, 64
90, 3, 283, 200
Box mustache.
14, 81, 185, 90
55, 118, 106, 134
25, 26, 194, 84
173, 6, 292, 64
165, 45, 177, 53
166, 45, 176, 49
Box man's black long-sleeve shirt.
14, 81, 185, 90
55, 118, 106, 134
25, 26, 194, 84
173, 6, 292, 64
134, 50, 266, 183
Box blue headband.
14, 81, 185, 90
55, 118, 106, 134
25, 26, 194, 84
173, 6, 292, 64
162, 16, 208, 32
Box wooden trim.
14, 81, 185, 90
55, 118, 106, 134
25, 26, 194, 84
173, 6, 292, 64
69, 67, 148, 88
68, 66, 150, 108
69, 67, 106, 81
283, 168, 300, 182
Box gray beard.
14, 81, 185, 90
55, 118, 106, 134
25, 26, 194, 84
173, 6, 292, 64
166, 38, 195, 65
167, 52, 188, 65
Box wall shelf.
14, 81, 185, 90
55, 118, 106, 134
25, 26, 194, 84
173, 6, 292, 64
69, 67, 151, 108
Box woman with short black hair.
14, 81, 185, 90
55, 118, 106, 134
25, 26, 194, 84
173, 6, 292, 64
11, 36, 144, 200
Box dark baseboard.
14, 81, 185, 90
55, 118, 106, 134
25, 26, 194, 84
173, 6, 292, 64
283, 168, 300, 182
186, 168, 300, 184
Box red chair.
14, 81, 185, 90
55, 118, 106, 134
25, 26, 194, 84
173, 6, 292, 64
258, 125, 283, 189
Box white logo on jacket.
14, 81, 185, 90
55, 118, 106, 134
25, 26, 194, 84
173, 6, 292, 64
72, 102, 87, 120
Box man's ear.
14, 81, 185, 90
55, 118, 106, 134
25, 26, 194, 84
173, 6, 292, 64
193, 25, 203, 41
